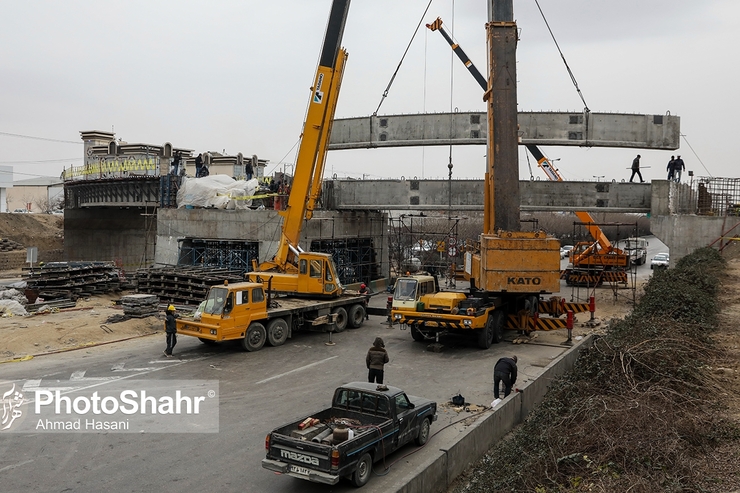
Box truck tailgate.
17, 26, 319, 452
264, 434, 337, 484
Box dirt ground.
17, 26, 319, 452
0, 292, 164, 361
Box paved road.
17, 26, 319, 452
0, 311, 575, 493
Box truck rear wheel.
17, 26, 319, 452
490, 311, 505, 344
351, 452, 372, 487
242, 323, 266, 352
332, 307, 348, 332
347, 304, 365, 329
266, 318, 288, 346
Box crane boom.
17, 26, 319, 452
249, 0, 351, 298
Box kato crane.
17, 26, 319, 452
426, 16, 629, 287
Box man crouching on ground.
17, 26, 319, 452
494, 355, 517, 399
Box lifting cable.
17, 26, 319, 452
446, 0, 456, 180
373, 0, 434, 116
534, 0, 590, 115
680, 133, 713, 177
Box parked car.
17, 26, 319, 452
560, 245, 574, 259
650, 253, 670, 269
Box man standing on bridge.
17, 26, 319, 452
673, 155, 685, 183
493, 355, 518, 399
630, 154, 645, 183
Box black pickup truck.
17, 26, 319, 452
262, 382, 437, 487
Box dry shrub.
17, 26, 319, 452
454, 248, 740, 493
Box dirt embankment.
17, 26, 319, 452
0, 213, 64, 271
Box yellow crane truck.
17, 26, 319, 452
176, 279, 368, 351
427, 16, 629, 289
177, 0, 368, 349
392, 9, 592, 349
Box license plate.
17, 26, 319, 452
290, 465, 312, 476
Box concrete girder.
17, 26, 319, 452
328, 112, 680, 150
321, 179, 651, 213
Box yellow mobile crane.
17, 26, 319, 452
176, 0, 370, 351
247, 0, 350, 298
392, 4, 592, 348
426, 16, 629, 287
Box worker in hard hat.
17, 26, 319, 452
164, 304, 178, 357
359, 283, 370, 320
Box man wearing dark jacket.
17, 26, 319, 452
630, 154, 644, 183
493, 355, 518, 399
673, 155, 685, 183
366, 337, 389, 384
164, 305, 178, 357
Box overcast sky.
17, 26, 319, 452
1, 0, 736, 184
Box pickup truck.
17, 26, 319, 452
262, 382, 437, 487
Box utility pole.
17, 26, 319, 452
485, 0, 520, 233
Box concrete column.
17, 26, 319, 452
487, 0, 520, 232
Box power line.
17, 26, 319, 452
0, 168, 64, 179
0, 131, 82, 144
0, 157, 83, 164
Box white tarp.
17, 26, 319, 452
0, 300, 28, 316
177, 175, 260, 210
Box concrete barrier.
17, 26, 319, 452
393, 335, 596, 493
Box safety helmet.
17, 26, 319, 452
167, 305, 176, 312
361, 284, 366, 289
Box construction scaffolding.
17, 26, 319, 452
564, 221, 639, 305
178, 238, 259, 274
305, 214, 388, 285
388, 213, 469, 284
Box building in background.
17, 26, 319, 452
7, 177, 63, 213
0, 166, 12, 212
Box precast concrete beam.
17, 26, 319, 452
321, 179, 651, 213
328, 112, 680, 150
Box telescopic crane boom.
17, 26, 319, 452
248, 0, 350, 297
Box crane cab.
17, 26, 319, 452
248, 252, 343, 298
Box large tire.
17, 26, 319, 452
241, 322, 266, 352
347, 304, 365, 329
351, 452, 373, 487
266, 318, 288, 347
415, 418, 431, 446
198, 338, 217, 345
410, 326, 425, 342
332, 307, 348, 332
490, 311, 505, 344
477, 316, 494, 349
